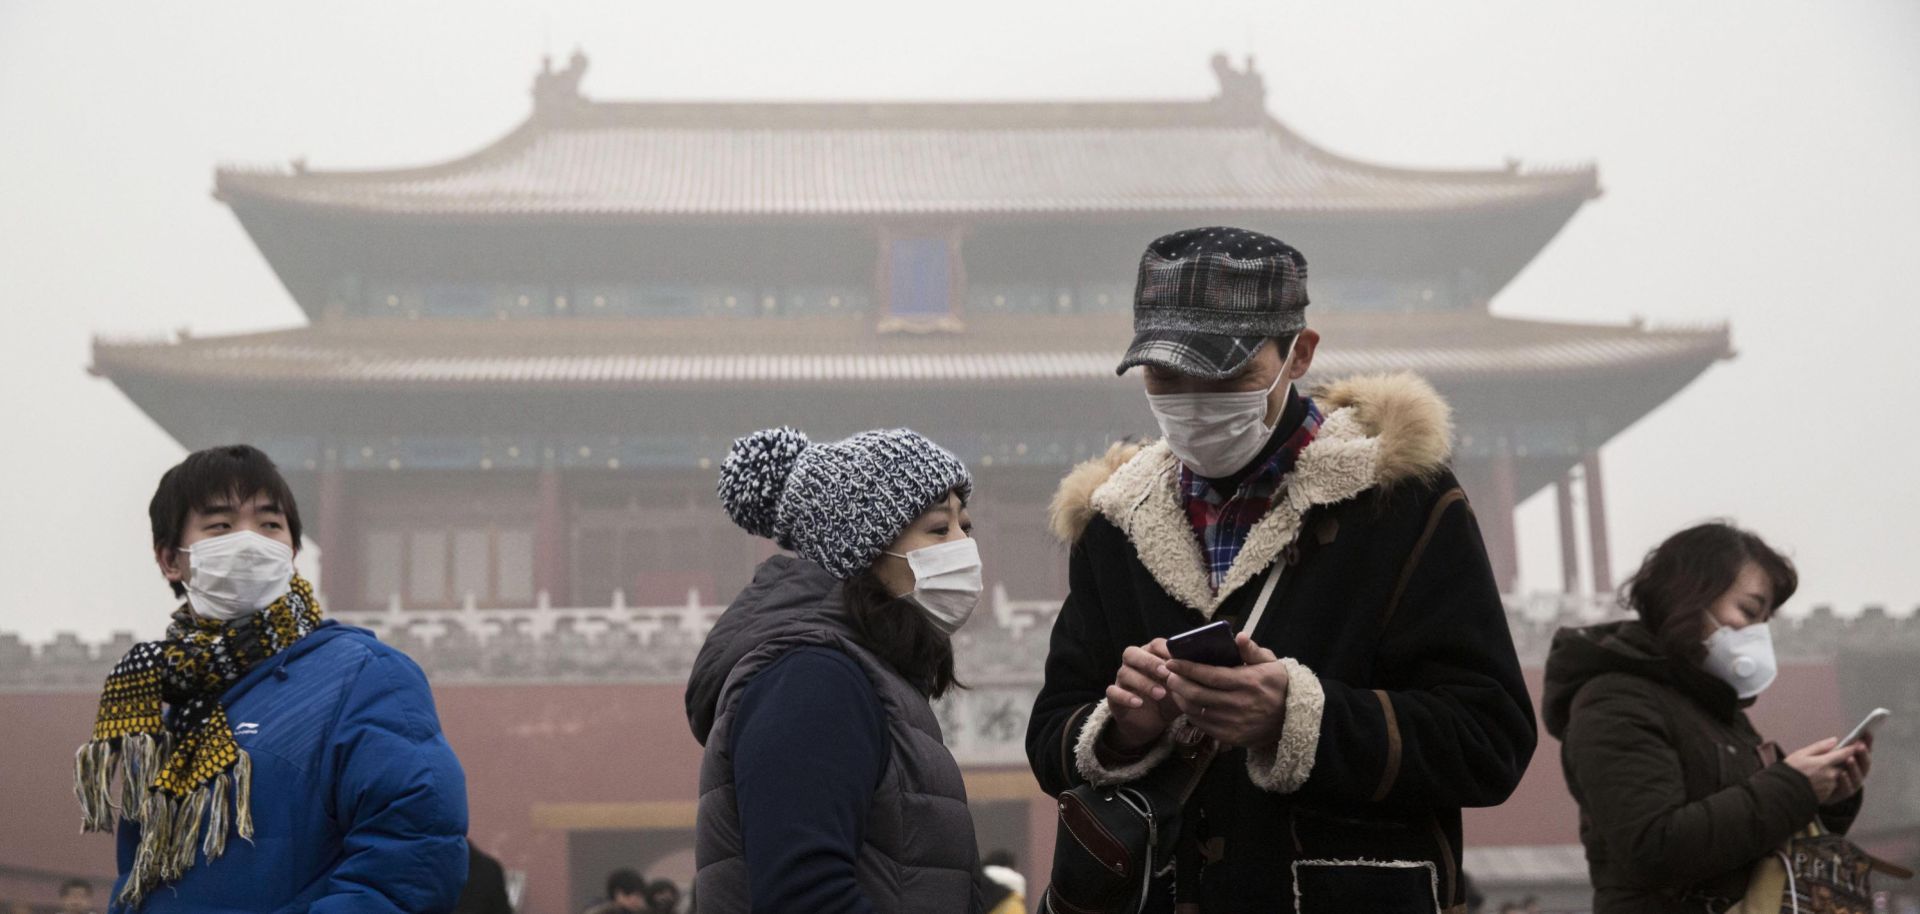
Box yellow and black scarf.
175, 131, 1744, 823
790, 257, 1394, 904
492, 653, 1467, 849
75, 575, 322, 908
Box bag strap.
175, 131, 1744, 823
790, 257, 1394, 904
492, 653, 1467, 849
1237, 561, 1286, 643
1759, 741, 1785, 768
1871, 855, 1915, 881
1162, 562, 1289, 802
1375, 487, 1467, 636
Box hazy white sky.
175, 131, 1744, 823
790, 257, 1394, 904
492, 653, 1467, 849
1, 0, 1915, 642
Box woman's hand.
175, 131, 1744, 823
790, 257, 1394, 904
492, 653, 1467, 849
1104, 639, 1181, 751
1786, 736, 1871, 804
1829, 732, 1874, 804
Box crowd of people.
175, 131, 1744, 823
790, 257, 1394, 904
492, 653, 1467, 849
55, 226, 1893, 913
579, 869, 683, 914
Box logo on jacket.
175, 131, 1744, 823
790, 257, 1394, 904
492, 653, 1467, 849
233, 722, 261, 736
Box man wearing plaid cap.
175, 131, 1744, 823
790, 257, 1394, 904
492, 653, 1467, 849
1028, 227, 1535, 913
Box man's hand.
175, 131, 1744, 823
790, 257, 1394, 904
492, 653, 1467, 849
1160, 634, 1291, 748
1104, 639, 1181, 751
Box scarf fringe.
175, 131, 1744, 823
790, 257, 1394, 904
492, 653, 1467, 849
203, 773, 230, 860
75, 734, 171, 833
123, 733, 163, 820
73, 742, 98, 830
118, 792, 170, 909
166, 787, 210, 881
75, 740, 117, 832
236, 748, 255, 841
102, 749, 254, 909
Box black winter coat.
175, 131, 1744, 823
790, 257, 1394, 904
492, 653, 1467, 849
1027, 373, 1537, 914
1543, 620, 1862, 914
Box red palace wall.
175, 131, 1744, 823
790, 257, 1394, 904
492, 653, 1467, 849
1, 662, 1849, 913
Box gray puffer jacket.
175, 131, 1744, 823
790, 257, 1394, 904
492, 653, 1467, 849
684, 555, 979, 913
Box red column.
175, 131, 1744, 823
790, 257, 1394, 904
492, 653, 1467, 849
1556, 474, 1581, 595
947, 226, 968, 319
1027, 793, 1058, 913
1583, 451, 1614, 594
316, 450, 352, 609
1485, 435, 1520, 593
536, 463, 568, 606
872, 225, 892, 318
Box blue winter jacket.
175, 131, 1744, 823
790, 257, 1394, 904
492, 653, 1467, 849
110, 622, 469, 913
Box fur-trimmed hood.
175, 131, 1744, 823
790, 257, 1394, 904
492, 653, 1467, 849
1048, 372, 1454, 616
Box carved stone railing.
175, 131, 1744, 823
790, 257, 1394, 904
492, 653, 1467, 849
3, 592, 1912, 691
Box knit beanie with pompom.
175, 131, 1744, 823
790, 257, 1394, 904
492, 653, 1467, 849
717, 427, 972, 580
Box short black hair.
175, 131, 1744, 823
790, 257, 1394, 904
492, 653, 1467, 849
60, 878, 92, 895
606, 868, 646, 897
149, 444, 303, 598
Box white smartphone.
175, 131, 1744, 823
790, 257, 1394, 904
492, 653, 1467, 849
1839, 707, 1892, 749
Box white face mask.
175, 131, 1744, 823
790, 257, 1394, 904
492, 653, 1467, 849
181, 530, 296, 621
1146, 339, 1297, 479
884, 538, 984, 637
1701, 621, 1778, 699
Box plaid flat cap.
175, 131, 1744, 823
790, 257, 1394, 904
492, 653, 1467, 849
1116, 226, 1310, 380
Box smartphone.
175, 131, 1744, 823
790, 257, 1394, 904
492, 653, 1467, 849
1166, 620, 1243, 668
1839, 708, 1892, 749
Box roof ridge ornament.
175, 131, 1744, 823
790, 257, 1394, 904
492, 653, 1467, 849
532, 48, 590, 113
1209, 52, 1266, 119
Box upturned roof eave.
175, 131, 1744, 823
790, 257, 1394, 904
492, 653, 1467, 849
89, 316, 1734, 392
214, 192, 1598, 224
209, 96, 1599, 222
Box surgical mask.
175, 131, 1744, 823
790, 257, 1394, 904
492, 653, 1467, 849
1701, 621, 1778, 699
1146, 338, 1297, 479
181, 530, 296, 621
884, 538, 984, 637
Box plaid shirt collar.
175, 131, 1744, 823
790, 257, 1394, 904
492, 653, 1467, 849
1180, 396, 1323, 591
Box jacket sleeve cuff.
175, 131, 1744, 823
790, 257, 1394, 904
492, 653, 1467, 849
1246, 659, 1325, 794
1073, 698, 1176, 786
1820, 788, 1865, 833
1767, 760, 1824, 815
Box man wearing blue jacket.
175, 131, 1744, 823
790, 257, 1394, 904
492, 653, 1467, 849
74, 444, 469, 912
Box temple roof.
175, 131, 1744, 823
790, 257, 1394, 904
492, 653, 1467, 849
213, 53, 1597, 220
91, 311, 1728, 390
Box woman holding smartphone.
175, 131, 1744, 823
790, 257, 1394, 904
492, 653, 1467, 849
1543, 522, 1872, 914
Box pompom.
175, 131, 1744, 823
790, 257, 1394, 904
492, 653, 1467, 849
717, 427, 810, 539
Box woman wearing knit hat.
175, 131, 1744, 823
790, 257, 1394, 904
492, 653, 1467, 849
684, 427, 985, 914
